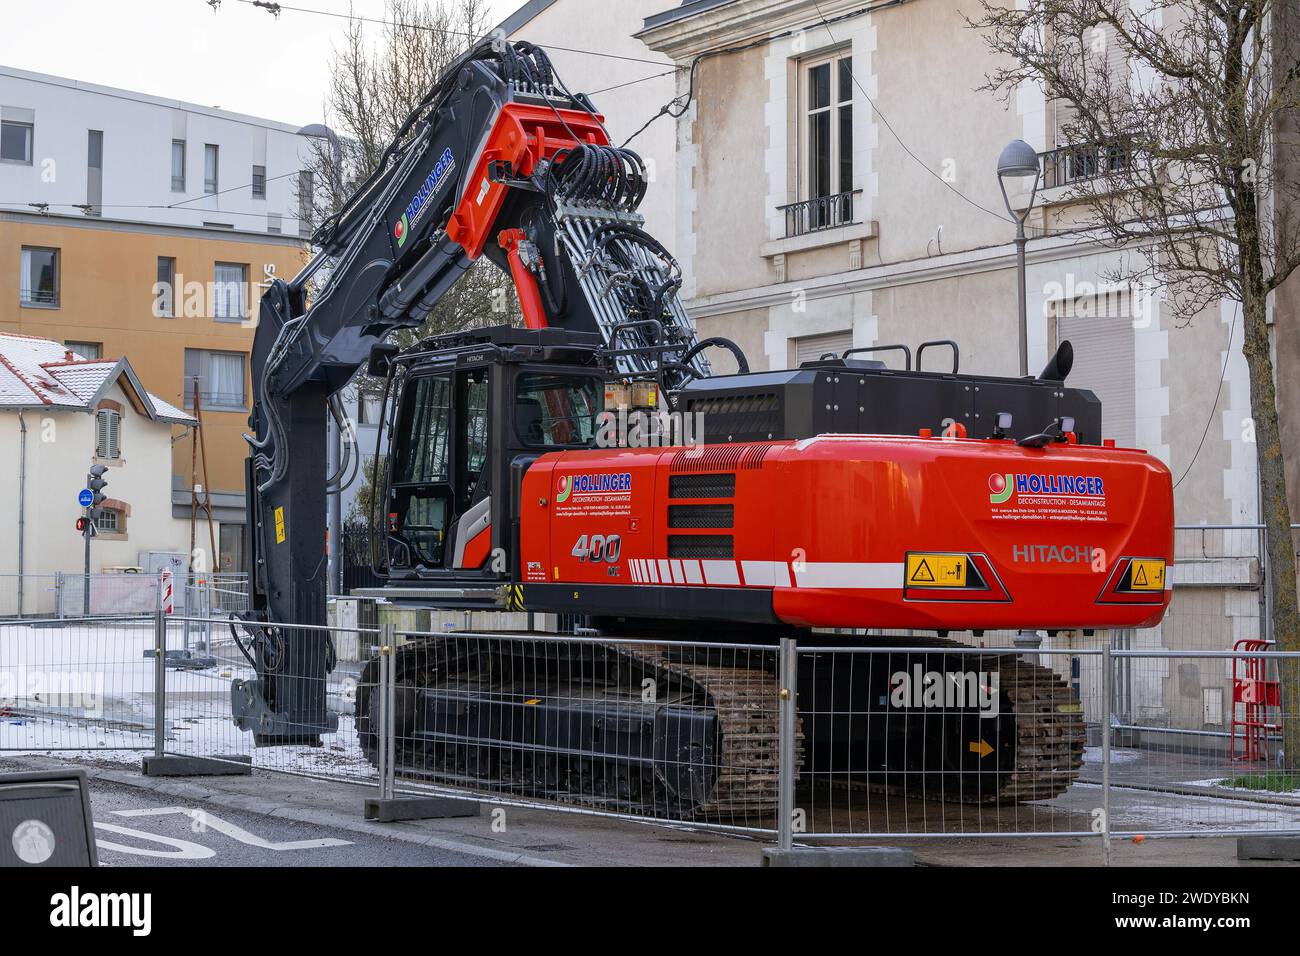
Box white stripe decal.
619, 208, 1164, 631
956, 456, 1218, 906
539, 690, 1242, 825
658, 559, 672, 582
701, 560, 740, 585
646, 560, 659, 584
794, 562, 903, 589
671, 560, 684, 584
631, 560, 642, 583
740, 561, 791, 588
682, 559, 703, 585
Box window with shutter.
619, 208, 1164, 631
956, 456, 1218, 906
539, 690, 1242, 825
95, 409, 121, 459
793, 330, 855, 366
1053, 293, 1136, 447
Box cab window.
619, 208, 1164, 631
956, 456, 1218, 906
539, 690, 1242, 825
515, 373, 599, 447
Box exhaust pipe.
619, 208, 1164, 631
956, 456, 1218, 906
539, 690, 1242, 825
1038, 340, 1073, 382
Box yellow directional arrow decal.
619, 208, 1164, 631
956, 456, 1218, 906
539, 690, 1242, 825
968, 739, 993, 758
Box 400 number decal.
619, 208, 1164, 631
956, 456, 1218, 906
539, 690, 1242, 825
571, 534, 622, 563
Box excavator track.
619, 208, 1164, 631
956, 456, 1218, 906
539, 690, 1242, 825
848, 635, 1086, 805
357, 636, 798, 822
615, 643, 802, 820
357, 633, 1080, 818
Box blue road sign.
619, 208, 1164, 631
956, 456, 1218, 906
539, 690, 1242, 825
78, 489, 93, 507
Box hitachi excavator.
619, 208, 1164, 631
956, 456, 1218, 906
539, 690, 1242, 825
230, 37, 1174, 816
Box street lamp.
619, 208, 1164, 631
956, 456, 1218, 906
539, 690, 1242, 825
996, 138, 1042, 378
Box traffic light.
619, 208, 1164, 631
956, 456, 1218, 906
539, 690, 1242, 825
87, 465, 108, 523
75, 517, 87, 533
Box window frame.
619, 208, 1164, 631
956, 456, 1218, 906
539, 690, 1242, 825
184, 348, 249, 412
94, 507, 123, 535
19, 245, 60, 308
212, 261, 249, 323
798, 48, 855, 205
203, 143, 219, 194
95, 407, 122, 460
251, 164, 266, 199
171, 139, 186, 192
65, 341, 102, 360
0, 119, 33, 164
155, 256, 177, 318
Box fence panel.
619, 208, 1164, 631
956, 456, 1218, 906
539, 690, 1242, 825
1102, 648, 1300, 837
0, 615, 156, 753
793, 643, 1104, 839
160, 616, 378, 785
378, 630, 782, 832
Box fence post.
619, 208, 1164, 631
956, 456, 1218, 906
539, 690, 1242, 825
378, 621, 396, 801
153, 608, 166, 760
1101, 642, 1112, 866
777, 636, 798, 851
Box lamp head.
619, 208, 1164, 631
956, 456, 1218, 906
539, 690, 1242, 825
997, 139, 1041, 180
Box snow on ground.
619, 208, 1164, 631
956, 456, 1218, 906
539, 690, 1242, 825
1183, 777, 1300, 796
0, 619, 373, 781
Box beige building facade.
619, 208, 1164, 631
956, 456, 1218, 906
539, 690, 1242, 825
637, 0, 1300, 734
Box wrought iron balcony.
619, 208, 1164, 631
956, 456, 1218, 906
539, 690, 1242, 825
1040, 142, 1132, 189
779, 189, 861, 238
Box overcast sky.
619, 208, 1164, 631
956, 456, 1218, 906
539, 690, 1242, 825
1, 0, 523, 125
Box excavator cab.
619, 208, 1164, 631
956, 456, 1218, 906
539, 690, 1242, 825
370, 326, 607, 596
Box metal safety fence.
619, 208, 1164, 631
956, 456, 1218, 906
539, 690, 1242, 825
0, 571, 250, 620
4, 613, 1300, 854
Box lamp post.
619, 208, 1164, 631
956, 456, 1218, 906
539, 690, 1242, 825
996, 139, 1042, 378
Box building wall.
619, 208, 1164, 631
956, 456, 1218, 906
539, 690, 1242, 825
0, 380, 195, 576
0, 65, 308, 235
0, 213, 307, 500
641, 0, 1272, 672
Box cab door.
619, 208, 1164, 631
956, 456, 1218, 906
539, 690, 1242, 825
387, 373, 455, 571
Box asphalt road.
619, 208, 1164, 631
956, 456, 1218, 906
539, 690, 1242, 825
80, 777, 499, 867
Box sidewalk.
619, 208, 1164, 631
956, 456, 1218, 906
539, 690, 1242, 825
0, 754, 1285, 867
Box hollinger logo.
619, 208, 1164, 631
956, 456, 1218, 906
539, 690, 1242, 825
556, 474, 573, 504
989, 472, 1106, 504
988, 472, 1013, 504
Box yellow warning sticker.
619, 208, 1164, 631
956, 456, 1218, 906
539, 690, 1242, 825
274, 506, 286, 544
906, 553, 967, 588
1128, 558, 1165, 591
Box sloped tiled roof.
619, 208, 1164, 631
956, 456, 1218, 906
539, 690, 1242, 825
0, 332, 198, 425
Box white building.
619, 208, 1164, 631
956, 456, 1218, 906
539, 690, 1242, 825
0, 64, 313, 236
0, 332, 198, 614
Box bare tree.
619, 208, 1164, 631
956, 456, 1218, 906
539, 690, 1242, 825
301, 0, 518, 345
300, 0, 519, 541
970, 0, 1300, 766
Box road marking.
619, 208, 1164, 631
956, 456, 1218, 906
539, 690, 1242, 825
112, 807, 352, 851
95, 822, 215, 860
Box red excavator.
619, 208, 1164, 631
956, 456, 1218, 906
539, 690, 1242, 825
230, 38, 1173, 816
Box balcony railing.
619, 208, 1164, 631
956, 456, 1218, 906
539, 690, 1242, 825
779, 189, 860, 238
1040, 142, 1132, 189
19, 288, 57, 306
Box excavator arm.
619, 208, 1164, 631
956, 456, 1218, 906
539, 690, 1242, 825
232, 38, 718, 741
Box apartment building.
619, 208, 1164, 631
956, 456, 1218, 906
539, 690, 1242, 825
0, 66, 314, 571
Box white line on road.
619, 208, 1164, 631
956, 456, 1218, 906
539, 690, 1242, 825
112, 806, 352, 851
94, 822, 215, 860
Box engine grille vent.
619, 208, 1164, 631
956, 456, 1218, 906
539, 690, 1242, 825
668, 534, 734, 559
668, 441, 777, 473
668, 504, 734, 528
668, 473, 736, 499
